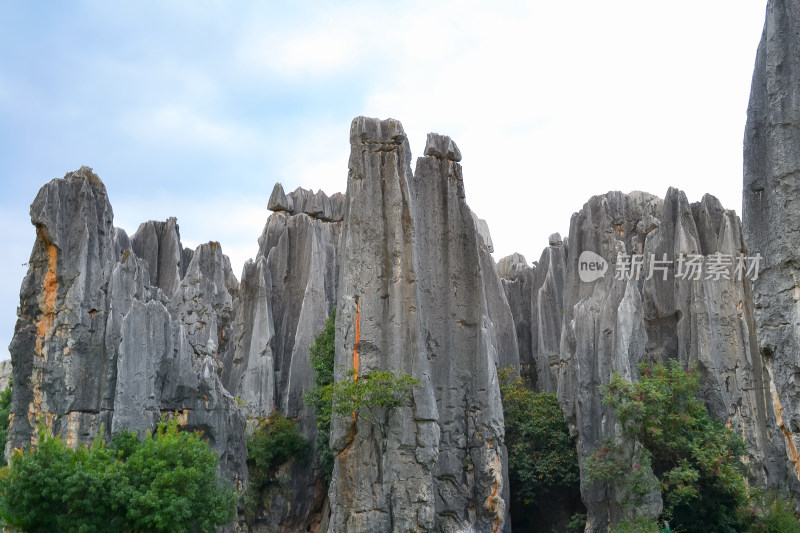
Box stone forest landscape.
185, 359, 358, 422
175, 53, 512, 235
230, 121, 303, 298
3, 1, 800, 532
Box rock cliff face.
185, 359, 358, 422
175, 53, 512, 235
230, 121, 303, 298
327, 118, 515, 533
499, 234, 568, 393
549, 189, 785, 531
7, 167, 246, 484
222, 184, 340, 531
743, 0, 800, 500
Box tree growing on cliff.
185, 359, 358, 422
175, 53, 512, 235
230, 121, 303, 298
0, 416, 236, 532
304, 308, 336, 480
305, 308, 420, 459
328, 368, 419, 439
245, 412, 309, 523
585, 361, 749, 533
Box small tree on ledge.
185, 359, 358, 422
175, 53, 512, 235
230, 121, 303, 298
328, 368, 419, 440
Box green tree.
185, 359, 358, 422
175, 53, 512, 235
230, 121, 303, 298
499, 367, 582, 528
305, 308, 336, 480
245, 412, 309, 521
0, 426, 125, 532
0, 417, 236, 532
328, 368, 419, 439
0, 379, 12, 462
121, 418, 237, 532
586, 361, 749, 533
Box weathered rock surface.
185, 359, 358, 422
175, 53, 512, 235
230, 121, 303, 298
0, 360, 12, 393
327, 117, 515, 533
743, 0, 800, 500
222, 203, 340, 531
498, 254, 535, 384
554, 189, 785, 531
498, 233, 568, 393
268, 183, 345, 222
7, 167, 246, 484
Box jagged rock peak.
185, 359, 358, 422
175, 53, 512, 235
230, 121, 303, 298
267, 182, 345, 221
350, 115, 407, 149
424, 132, 462, 161
497, 252, 530, 281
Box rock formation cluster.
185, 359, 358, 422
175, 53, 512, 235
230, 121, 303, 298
5, 3, 800, 531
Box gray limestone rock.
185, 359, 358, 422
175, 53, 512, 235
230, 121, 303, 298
498, 254, 535, 384
0, 361, 12, 393
530, 236, 567, 393
743, 0, 800, 500
328, 119, 513, 533
472, 214, 495, 253
7, 168, 246, 486
556, 189, 784, 531
424, 132, 462, 162
221, 206, 340, 531
131, 217, 185, 298
8, 167, 117, 452
268, 183, 290, 212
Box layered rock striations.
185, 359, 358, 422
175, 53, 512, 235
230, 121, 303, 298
327, 119, 516, 533
7, 167, 246, 484
499, 234, 568, 392
550, 189, 785, 531
222, 184, 340, 531
743, 0, 800, 499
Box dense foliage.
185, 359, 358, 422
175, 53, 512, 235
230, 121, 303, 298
304, 308, 336, 480
0, 380, 11, 462
585, 360, 800, 533
0, 417, 236, 532
245, 412, 309, 519
499, 367, 580, 505
499, 367, 582, 528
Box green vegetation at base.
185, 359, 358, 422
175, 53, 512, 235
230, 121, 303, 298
245, 412, 309, 522
0, 379, 11, 462
0, 416, 236, 533
499, 367, 583, 529
586, 360, 800, 533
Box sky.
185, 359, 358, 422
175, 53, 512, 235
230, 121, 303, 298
0, 1, 769, 360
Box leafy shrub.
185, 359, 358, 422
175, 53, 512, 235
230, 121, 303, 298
305, 308, 336, 480
0, 379, 11, 462
747, 492, 800, 533
245, 411, 309, 520
586, 361, 749, 533
499, 367, 582, 528
122, 418, 236, 532
499, 367, 580, 505
567, 513, 587, 532
305, 307, 419, 458
0, 416, 236, 532
610, 516, 663, 533
327, 368, 419, 436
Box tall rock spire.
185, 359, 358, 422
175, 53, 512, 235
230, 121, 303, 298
743, 0, 800, 500
327, 117, 516, 533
